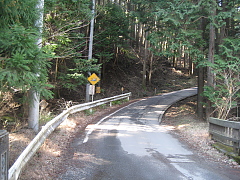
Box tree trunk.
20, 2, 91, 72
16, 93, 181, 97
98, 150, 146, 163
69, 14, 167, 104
189, 55, 193, 75
216, 0, 226, 53
148, 52, 153, 86
142, 30, 148, 87
206, 2, 216, 119
196, 0, 208, 119
197, 66, 204, 119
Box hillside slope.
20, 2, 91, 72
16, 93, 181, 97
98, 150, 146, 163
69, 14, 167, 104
86, 57, 197, 101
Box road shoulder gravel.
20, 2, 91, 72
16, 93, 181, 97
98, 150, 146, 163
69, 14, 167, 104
161, 96, 240, 169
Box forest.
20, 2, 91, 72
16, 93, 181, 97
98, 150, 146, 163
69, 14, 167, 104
0, 0, 239, 131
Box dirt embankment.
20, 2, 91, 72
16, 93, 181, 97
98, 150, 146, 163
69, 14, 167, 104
162, 96, 240, 169
9, 102, 135, 180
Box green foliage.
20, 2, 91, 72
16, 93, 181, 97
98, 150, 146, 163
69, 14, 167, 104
0, 24, 53, 98
57, 58, 100, 91
0, 0, 238, 112
142, 0, 206, 63
45, 0, 91, 20
119, 48, 138, 60
202, 38, 240, 119
99, 103, 107, 109
95, 52, 114, 64
111, 98, 128, 106
44, 0, 100, 93
40, 112, 55, 125
84, 109, 95, 116
0, 0, 39, 28
130, 0, 239, 119
95, 3, 130, 61
111, 100, 122, 105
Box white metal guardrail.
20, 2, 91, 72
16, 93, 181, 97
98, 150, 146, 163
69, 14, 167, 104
8, 92, 131, 180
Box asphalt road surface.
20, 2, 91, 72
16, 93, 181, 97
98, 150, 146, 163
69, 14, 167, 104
57, 88, 240, 180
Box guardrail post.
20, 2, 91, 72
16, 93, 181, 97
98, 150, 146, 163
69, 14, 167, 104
233, 141, 238, 155
0, 130, 8, 180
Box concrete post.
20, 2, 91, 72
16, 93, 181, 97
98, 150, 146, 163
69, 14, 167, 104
0, 130, 8, 180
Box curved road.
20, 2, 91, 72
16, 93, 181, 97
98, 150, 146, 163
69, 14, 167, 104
58, 88, 240, 180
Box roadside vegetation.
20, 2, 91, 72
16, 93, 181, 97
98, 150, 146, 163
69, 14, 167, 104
0, 0, 239, 178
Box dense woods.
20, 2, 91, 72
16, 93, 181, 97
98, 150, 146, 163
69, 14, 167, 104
0, 0, 239, 131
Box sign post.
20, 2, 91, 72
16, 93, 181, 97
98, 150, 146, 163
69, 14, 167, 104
87, 73, 100, 102
89, 85, 95, 102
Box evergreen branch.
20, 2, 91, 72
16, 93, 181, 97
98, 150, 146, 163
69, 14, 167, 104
192, 16, 209, 23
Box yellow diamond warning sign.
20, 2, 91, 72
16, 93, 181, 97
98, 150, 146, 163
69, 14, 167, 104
87, 73, 100, 85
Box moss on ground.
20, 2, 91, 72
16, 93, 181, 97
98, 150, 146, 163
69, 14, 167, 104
212, 142, 240, 164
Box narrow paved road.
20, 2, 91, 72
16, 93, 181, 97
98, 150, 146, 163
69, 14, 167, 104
57, 88, 240, 180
